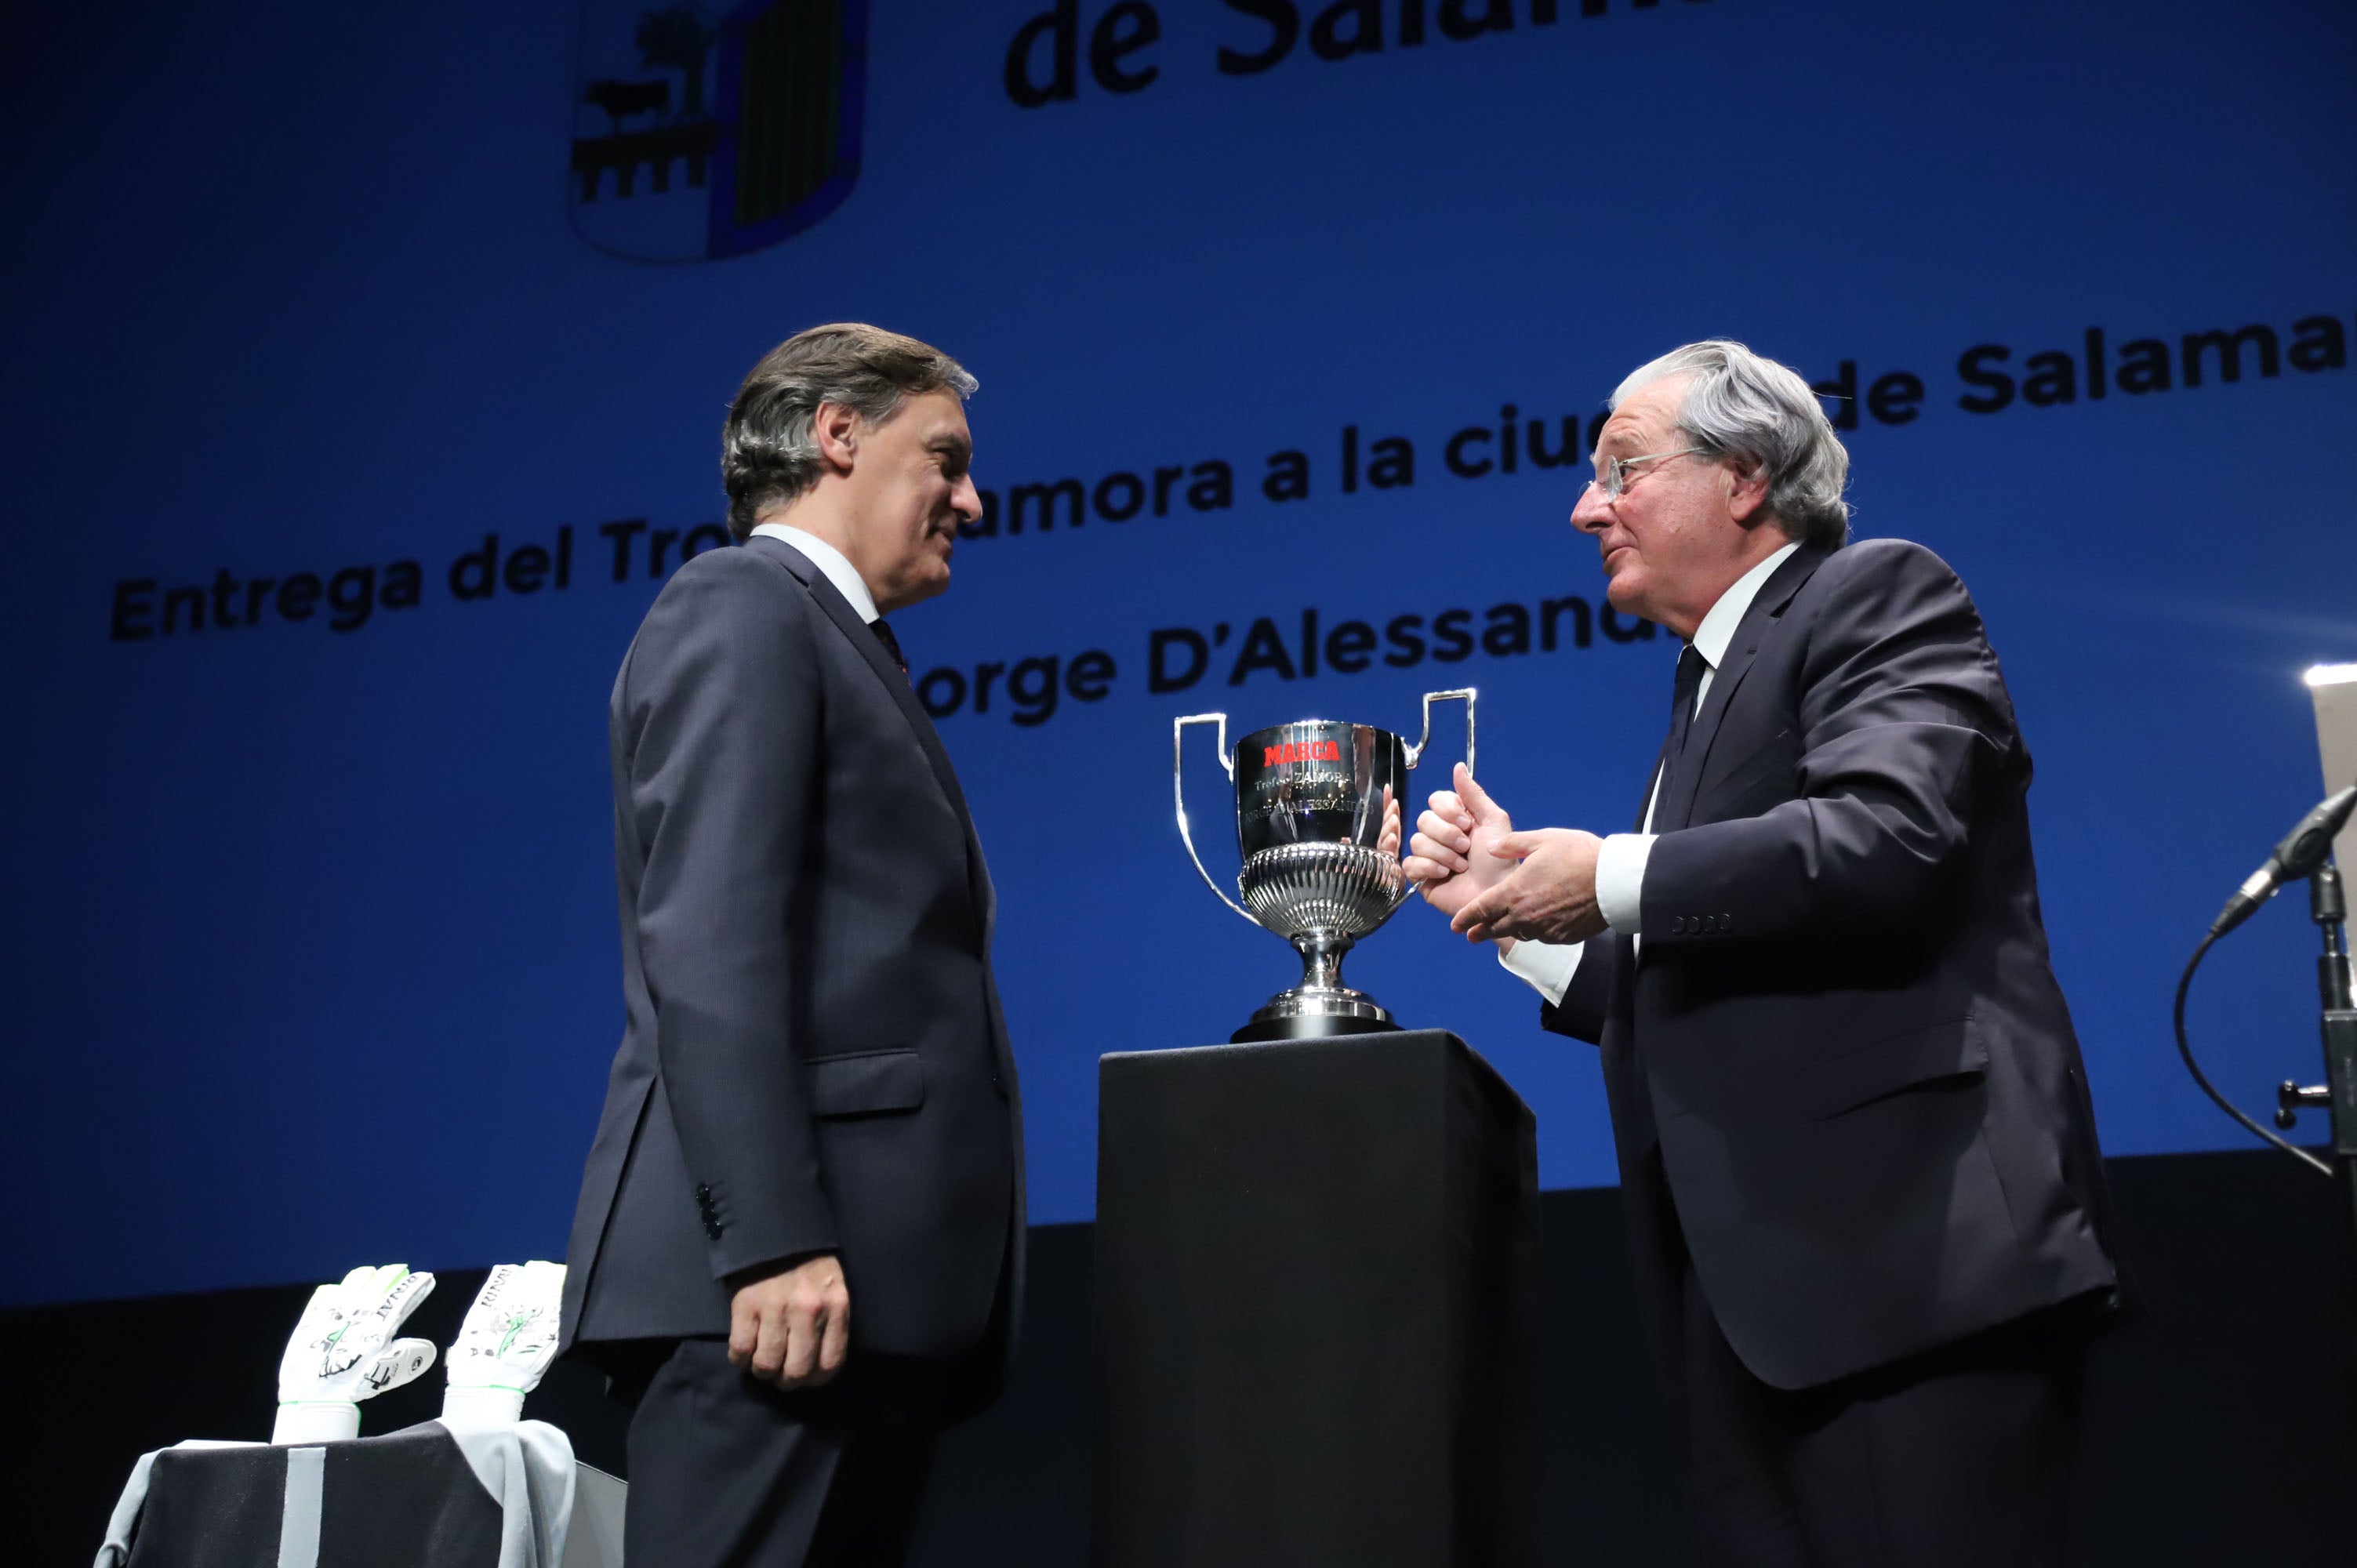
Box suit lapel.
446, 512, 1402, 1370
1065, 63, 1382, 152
1658, 544, 1827, 830
748, 538, 993, 920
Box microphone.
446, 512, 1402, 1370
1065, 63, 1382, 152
2211, 783, 2357, 937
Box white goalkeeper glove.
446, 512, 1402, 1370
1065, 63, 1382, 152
439, 1261, 566, 1428
272, 1265, 438, 1444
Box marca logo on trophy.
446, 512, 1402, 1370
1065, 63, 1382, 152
570, 0, 866, 262
1176, 691, 1476, 1043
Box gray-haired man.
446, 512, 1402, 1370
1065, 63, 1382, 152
560, 323, 1023, 1566
1407, 341, 2123, 1566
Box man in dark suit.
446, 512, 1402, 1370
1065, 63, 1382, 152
1406, 340, 2121, 1567
557, 323, 1022, 1567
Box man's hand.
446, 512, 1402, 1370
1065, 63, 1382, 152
729, 1254, 850, 1390
1404, 764, 1516, 924
1450, 826, 1608, 946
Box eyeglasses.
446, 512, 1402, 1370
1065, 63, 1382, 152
1586, 447, 1709, 499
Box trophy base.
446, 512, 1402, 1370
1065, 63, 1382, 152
1230, 992, 1403, 1044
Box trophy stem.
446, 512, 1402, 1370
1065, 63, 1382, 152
1230, 930, 1402, 1044
1298, 932, 1353, 995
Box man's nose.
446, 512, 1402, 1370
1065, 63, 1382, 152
1570, 483, 1611, 534
950, 474, 982, 523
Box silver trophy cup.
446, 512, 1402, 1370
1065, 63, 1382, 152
1175, 689, 1476, 1043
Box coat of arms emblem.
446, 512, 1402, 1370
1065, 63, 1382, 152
570, 0, 866, 261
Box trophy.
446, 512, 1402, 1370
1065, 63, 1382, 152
1175, 690, 1476, 1043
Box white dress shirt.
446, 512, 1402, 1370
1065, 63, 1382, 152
750, 522, 880, 624
1498, 541, 1801, 1006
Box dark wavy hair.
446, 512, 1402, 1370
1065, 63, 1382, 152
721, 323, 977, 539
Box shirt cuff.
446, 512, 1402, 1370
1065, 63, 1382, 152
1595, 833, 1654, 933
1499, 938, 1583, 1008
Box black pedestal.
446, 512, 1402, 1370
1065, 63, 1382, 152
1095, 1029, 1539, 1568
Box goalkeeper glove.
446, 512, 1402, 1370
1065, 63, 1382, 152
271, 1265, 437, 1444
439, 1261, 566, 1428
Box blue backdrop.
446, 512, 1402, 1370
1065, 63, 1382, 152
4, 0, 2353, 1306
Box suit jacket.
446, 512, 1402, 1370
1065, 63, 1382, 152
1544, 538, 2120, 1390
559, 535, 1024, 1386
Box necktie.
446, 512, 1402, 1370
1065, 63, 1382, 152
1648, 644, 1709, 828
870, 617, 907, 676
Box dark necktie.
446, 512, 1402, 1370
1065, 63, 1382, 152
870, 617, 906, 676
1649, 644, 1709, 828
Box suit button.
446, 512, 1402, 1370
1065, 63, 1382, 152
1721, 913, 1733, 930
1669, 916, 1685, 934
1704, 915, 1718, 933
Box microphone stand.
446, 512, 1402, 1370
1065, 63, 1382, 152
2273, 865, 2357, 1240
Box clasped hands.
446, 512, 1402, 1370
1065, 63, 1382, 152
1403, 763, 1607, 947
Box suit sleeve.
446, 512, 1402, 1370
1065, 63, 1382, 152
622, 557, 837, 1283
1640, 542, 2021, 950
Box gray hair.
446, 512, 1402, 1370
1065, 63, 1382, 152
721, 322, 979, 539
1612, 339, 1850, 549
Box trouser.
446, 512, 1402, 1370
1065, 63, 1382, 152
1678, 1266, 2089, 1568
614, 1338, 945, 1568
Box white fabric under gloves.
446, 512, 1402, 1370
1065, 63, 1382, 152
441, 1262, 568, 1428
273, 1265, 440, 1445
101, 1262, 597, 1568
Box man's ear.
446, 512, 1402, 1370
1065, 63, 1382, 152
1727, 461, 1771, 525
812, 402, 861, 477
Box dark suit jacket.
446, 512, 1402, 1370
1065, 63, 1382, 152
1544, 539, 2119, 1390
559, 535, 1023, 1387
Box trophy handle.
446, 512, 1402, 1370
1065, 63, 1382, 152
1174, 712, 1255, 923
1392, 689, 1476, 915
1404, 688, 1477, 778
